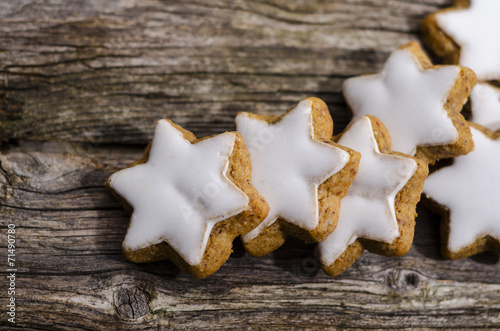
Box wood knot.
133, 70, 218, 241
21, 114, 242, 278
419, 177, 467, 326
386, 269, 421, 293
113, 284, 151, 321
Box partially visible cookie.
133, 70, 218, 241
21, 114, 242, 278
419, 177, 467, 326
422, 0, 500, 81
423, 123, 500, 259
236, 97, 360, 257
469, 82, 500, 132
343, 41, 476, 163
106, 119, 269, 278
319, 116, 428, 277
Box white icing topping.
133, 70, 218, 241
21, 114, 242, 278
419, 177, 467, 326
343, 46, 460, 155
318, 116, 418, 266
108, 120, 250, 266
470, 83, 500, 131
236, 99, 350, 242
436, 0, 500, 81
424, 127, 500, 254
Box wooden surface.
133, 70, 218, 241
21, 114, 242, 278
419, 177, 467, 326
1, 0, 499, 329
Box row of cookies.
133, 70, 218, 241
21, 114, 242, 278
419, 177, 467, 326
106, 0, 500, 278
330, 0, 500, 269
105, 96, 359, 279
105, 38, 484, 278
325, 0, 500, 269
322, 41, 476, 275
421, 0, 500, 260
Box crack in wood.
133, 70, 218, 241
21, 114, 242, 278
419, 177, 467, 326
113, 284, 151, 321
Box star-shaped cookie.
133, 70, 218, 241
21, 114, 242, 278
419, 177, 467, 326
343, 41, 476, 162
236, 97, 360, 257
106, 119, 269, 278
423, 124, 500, 259
422, 0, 500, 81
319, 116, 428, 277
470, 83, 500, 132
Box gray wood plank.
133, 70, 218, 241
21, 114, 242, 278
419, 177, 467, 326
1, 142, 499, 329
2, 0, 499, 329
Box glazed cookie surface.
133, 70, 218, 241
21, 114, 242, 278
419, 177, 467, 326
469, 83, 500, 132
236, 97, 360, 257
422, 0, 500, 81
106, 119, 269, 278
423, 124, 500, 259
343, 41, 476, 163
319, 116, 428, 277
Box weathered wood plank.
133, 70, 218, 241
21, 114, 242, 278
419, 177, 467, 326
2, 0, 499, 329
1, 142, 499, 329
0, 0, 450, 144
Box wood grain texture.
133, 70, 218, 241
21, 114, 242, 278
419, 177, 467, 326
1, 0, 499, 330
0, 0, 446, 143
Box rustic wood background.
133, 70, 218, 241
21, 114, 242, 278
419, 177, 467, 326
1, 0, 499, 329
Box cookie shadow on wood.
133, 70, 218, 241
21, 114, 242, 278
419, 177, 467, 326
412, 204, 442, 261
269, 237, 322, 280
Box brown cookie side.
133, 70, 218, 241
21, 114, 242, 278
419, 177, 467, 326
320, 240, 364, 277
322, 116, 428, 277
284, 142, 359, 244
421, 0, 471, 67
236, 111, 286, 257
304, 97, 361, 244
184, 131, 269, 278
360, 116, 429, 257
242, 221, 288, 258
